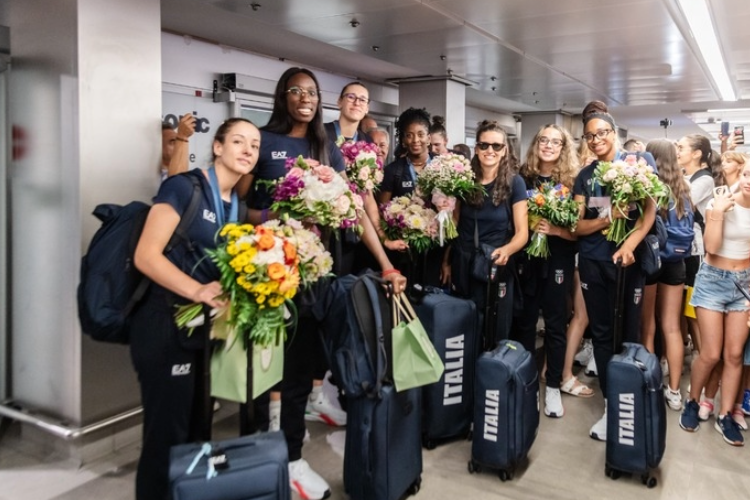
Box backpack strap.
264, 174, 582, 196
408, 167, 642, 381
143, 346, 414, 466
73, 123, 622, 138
124, 175, 204, 316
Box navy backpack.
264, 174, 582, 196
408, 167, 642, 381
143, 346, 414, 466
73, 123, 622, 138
660, 197, 695, 262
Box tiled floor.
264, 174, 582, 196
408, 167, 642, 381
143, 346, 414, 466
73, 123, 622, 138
1, 361, 748, 500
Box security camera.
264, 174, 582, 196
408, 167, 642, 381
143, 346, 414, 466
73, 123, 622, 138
659, 118, 672, 129
350, 19, 360, 28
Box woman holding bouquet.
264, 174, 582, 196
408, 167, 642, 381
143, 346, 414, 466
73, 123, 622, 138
131, 118, 260, 500
236, 67, 406, 500
443, 119, 528, 346
378, 107, 443, 286
516, 124, 580, 418
572, 111, 656, 441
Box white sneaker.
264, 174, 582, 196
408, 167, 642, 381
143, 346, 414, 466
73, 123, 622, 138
590, 401, 607, 441
584, 356, 598, 377
305, 390, 347, 427
544, 387, 564, 418
664, 386, 682, 411
289, 458, 331, 500
574, 339, 594, 366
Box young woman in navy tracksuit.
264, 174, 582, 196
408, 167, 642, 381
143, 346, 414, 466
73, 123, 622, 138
131, 118, 260, 500
572, 111, 655, 441
236, 67, 405, 500
516, 124, 580, 419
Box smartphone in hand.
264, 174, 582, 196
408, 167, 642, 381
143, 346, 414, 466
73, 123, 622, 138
734, 125, 745, 145
721, 121, 729, 137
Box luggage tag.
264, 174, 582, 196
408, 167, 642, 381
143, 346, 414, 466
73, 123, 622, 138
209, 446, 230, 472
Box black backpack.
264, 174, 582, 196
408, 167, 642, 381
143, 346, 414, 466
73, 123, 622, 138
77, 176, 202, 344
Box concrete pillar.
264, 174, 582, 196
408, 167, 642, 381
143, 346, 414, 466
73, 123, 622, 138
395, 77, 469, 151
1, 0, 161, 447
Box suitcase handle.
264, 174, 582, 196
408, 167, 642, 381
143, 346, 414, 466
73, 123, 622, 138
361, 275, 392, 398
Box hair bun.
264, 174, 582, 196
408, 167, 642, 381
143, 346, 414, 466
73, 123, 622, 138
432, 115, 446, 127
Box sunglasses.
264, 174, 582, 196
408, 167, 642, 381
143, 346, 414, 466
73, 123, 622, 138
476, 142, 506, 152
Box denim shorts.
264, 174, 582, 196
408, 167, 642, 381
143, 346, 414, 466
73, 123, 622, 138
689, 263, 750, 313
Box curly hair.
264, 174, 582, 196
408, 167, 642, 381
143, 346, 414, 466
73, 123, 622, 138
646, 139, 693, 219
466, 120, 519, 207
520, 124, 580, 189
395, 107, 431, 150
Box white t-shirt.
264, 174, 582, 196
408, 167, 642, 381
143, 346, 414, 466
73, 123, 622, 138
706, 199, 750, 260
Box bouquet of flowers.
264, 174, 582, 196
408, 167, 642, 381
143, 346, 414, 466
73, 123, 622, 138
593, 154, 670, 246
340, 140, 384, 194
526, 183, 580, 258
380, 195, 439, 254
174, 222, 302, 347
416, 153, 482, 245
269, 156, 363, 233
262, 218, 333, 288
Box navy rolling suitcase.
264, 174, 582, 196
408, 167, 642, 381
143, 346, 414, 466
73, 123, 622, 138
345, 385, 423, 500
170, 432, 290, 500
469, 339, 539, 481
342, 275, 423, 500
605, 261, 666, 488
469, 272, 539, 481
412, 286, 478, 449
169, 305, 290, 499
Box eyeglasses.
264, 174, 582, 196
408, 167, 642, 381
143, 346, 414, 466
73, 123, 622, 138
286, 87, 319, 99
342, 93, 369, 105
538, 137, 563, 148
476, 142, 506, 152
583, 129, 613, 143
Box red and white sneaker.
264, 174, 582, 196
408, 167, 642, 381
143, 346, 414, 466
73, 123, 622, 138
305, 391, 347, 427
289, 458, 331, 500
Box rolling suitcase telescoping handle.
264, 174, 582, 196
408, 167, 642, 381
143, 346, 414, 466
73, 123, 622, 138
483, 259, 502, 352
613, 258, 625, 354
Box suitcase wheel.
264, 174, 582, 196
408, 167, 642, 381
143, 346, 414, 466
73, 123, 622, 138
641, 474, 657, 488
604, 465, 621, 480
422, 438, 437, 450
406, 476, 422, 496
498, 469, 512, 482
467, 460, 481, 474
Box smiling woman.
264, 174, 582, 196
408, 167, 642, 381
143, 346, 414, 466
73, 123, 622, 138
129, 118, 260, 500
236, 66, 406, 500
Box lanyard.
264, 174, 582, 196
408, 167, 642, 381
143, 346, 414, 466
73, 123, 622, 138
207, 166, 238, 227
334, 120, 358, 143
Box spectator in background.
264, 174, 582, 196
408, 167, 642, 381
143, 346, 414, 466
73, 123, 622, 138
161, 113, 196, 180
359, 114, 378, 135
369, 127, 390, 166
324, 82, 373, 145
452, 143, 472, 160
429, 115, 450, 155
623, 138, 645, 152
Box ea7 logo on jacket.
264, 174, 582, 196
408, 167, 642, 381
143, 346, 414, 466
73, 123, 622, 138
483, 389, 500, 442
443, 335, 464, 406
203, 209, 217, 223
271, 151, 287, 160
171, 363, 191, 376
618, 393, 635, 446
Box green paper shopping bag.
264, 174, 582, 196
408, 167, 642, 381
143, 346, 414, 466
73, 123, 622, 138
210, 327, 284, 402
392, 294, 444, 392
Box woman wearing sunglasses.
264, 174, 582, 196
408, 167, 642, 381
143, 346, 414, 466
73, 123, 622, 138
572, 111, 656, 441
516, 124, 581, 418
443, 119, 528, 345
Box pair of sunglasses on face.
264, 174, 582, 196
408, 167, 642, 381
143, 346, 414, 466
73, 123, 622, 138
476, 142, 506, 152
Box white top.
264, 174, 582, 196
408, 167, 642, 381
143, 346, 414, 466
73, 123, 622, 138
686, 173, 714, 256
706, 199, 750, 259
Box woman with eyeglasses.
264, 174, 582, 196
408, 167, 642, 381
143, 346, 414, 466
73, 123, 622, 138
572, 111, 656, 441
443, 120, 528, 345
516, 124, 581, 418
236, 67, 406, 500
324, 81, 374, 145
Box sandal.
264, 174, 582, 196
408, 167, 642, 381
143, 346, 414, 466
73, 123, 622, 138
560, 376, 595, 398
